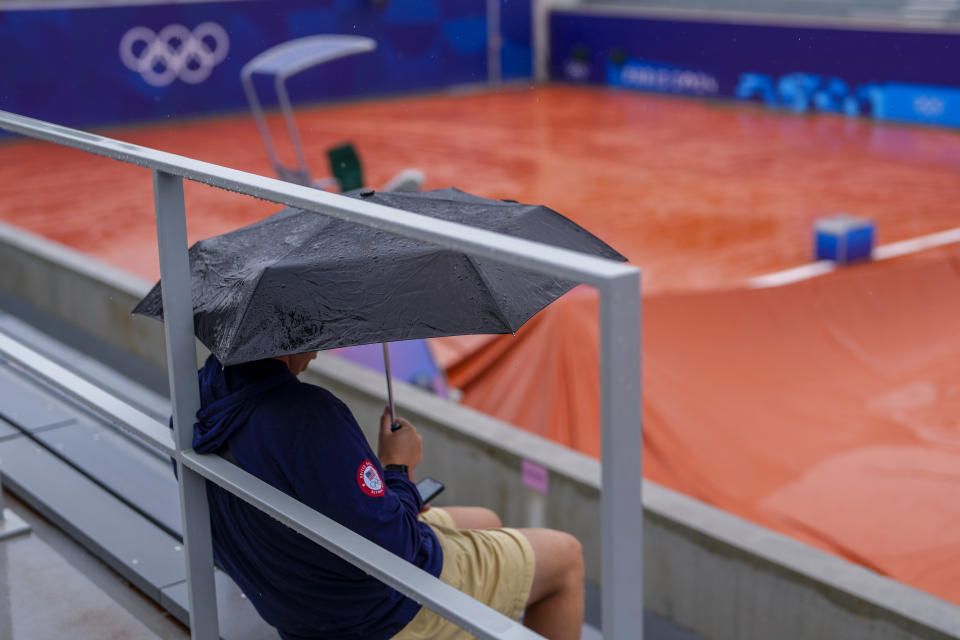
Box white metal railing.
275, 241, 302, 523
0, 110, 643, 640
0, 331, 546, 638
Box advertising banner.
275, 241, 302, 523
550, 12, 960, 129
0, 0, 530, 130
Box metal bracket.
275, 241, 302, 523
0, 473, 31, 540
0, 509, 31, 541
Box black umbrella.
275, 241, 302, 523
133, 188, 625, 421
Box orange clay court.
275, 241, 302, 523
2, 85, 960, 606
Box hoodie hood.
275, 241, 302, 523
193, 356, 294, 454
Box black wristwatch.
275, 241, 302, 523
384, 464, 409, 475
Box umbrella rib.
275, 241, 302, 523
223, 269, 269, 361
463, 258, 515, 334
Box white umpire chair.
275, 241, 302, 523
241, 35, 424, 193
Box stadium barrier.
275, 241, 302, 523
2, 200, 959, 639
544, 3, 960, 129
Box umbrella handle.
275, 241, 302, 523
383, 343, 402, 431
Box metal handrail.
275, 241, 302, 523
0, 331, 540, 638
0, 109, 643, 640
0, 332, 175, 456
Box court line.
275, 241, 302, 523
748, 226, 960, 288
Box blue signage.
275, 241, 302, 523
550, 11, 960, 129
608, 58, 719, 96
0, 0, 531, 131
734, 72, 960, 127
881, 83, 960, 128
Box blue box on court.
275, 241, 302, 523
814, 214, 874, 263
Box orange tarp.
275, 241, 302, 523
3, 86, 960, 604
438, 250, 960, 604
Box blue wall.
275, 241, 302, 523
0, 0, 531, 129
550, 12, 960, 129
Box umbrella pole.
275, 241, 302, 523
382, 343, 400, 431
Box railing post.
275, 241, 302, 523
599, 272, 643, 640
154, 170, 219, 639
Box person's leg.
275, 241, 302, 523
439, 506, 503, 529
517, 528, 584, 640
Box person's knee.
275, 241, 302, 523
560, 533, 584, 581
479, 507, 503, 529
522, 528, 585, 605
549, 531, 584, 582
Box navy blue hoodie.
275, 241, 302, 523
192, 355, 442, 640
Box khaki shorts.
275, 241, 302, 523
392, 508, 536, 640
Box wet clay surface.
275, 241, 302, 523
3, 85, 960, 606
2, 85, 960, 290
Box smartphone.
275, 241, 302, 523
416, 477, 445, 504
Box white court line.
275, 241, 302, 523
871, 227, 960, 260
748, 261, 836, 288
748, 226, 960, 288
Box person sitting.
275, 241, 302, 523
191, 350, 585, 640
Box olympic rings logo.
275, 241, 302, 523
119, 22, 229, 87
913, 95, 946, 118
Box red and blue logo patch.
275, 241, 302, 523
357, 459, 385, 497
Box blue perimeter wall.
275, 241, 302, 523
0, 0, 532, 130
550, 11, 960, 129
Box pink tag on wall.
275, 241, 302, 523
522, 460, 549, 494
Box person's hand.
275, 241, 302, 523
378, 407, 422, 472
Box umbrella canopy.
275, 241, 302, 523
132, 188, 626, 366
